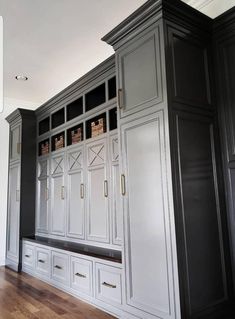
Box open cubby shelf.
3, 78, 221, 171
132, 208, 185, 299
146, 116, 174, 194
51, 131, 65, 152
39, 117, 50, 135
67, 123, 83, 146
67, 97, 83, 122
86, 113, 107, 140
85, 83, 106, 112
38, 138, 50, 156
52, 108, 65, 129
108, 77, 116, 100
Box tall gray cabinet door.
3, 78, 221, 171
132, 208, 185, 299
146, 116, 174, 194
109, 134, 122, 245
51, 153, 66, 236
86, 138, 109, 243
117, 24, 163, 118
120, 111, 177, 319
6, 163, 20, 263
67, 147, 85, 239
10, 123, 21, 161
36, 158, 49, 233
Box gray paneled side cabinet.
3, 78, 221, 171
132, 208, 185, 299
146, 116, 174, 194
6, 109, 36, 272
103, 0, 232, 318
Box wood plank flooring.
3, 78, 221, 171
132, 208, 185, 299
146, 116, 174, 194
0, 267, 115, 319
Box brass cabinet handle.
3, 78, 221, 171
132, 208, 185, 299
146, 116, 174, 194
38, 259, 45, 264
121, 174, 126, 196
17, 142, 21, 154
25, 254, 30, 258
75, 272, 86, 278
54, 265, 62, 270
45, 187, 49, 201
61, 186, 65, 200
118, 88, 124, 109
104, 180, 108, 197
80, 183, 84, 199
102, 282, 117, 289
16, 190, 20, 202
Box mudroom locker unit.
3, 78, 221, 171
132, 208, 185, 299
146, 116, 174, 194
5, 0, 235, 319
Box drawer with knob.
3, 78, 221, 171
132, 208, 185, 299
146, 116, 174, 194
51, 251, 69, 285
71, 256, 93, 296
22, 243, 35, 269
95, 263, 122, 307
35, 247, 50, 277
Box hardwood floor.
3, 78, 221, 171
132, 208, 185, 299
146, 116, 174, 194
0, 267, 115, 319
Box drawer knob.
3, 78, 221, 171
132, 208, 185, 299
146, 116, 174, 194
102, 282, 117, 289
75, 272, 86, 278
54, 265, 63, 270
25, 254, 30, 258
38, 259, 45, 264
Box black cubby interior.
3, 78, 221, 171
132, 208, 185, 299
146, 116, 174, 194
109, 108, 117, 131
67, 97, 83, 121
86, 113, 106, 139
51, 131, 65, 152
108, 77, 116, 100
39, 117, 50, 135
67, 123, 83, 146
38, 138, 50, 156
52, 108, 65, 129
85, 83, 106, 112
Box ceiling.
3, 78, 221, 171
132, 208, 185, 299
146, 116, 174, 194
1, 0, 235, 106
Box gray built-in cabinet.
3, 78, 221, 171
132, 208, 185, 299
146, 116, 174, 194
6, 109, 36, 271
6, 1, 235, 319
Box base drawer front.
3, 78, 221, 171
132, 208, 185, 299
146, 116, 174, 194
95, 263, 122, 307
71, 256, 93, 296
22, 243, 35, 269
36, 247, 50, 277
51, 251, 69, 285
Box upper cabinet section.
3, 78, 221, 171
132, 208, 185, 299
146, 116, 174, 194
37, 56, 117, 138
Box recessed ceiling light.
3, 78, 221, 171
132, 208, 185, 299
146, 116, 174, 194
15, 75, 28, 81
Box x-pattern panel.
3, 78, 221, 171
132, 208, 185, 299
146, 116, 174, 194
68, 151, 82, 171
112, 138, 119, 161
38, 160, 48, 178
52, 156, 64, 175
88, 144, 105, 167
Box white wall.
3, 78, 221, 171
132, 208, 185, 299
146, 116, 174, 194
0, 98, 40, 266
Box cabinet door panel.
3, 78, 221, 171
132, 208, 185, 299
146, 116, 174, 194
7, 163, 20, 262
121, 111, 174, 317
118, 24, 163, 118
51, 175, 65, 236
37, 159, 49, 233
87, 166, 109, 242
67, 170, 84, 239
10, 124, 21, 161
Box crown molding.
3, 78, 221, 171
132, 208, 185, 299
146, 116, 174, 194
183, 0, 215, 10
